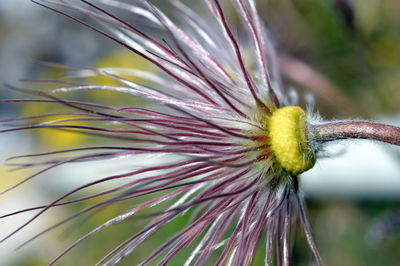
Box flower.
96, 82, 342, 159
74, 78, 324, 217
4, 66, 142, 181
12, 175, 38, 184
0, 0, 326, 265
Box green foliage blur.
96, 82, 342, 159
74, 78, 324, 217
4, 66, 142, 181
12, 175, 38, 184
262, 0, 400, 117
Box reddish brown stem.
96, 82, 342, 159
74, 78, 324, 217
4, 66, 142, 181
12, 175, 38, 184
312, 121, 400, 146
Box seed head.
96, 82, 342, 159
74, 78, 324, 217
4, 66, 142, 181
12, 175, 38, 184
0, 0, 328, 265
268, 106, 315, 175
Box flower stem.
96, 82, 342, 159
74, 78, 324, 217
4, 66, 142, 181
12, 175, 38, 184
312, 121, 400, 146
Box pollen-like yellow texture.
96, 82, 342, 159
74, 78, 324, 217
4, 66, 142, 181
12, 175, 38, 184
268, 106, 315, 175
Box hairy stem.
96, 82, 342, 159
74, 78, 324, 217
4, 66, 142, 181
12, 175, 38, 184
312, 121, 400, 146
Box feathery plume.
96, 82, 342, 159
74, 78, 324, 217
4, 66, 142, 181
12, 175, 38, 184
1, 0, 400, 265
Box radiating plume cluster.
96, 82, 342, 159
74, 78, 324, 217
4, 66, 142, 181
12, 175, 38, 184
1, 0, 323, 265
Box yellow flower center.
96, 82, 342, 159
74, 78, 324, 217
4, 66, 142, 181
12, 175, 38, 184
268, 106, 315, 175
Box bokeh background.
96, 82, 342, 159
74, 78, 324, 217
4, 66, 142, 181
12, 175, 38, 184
1, 0, 400, 265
